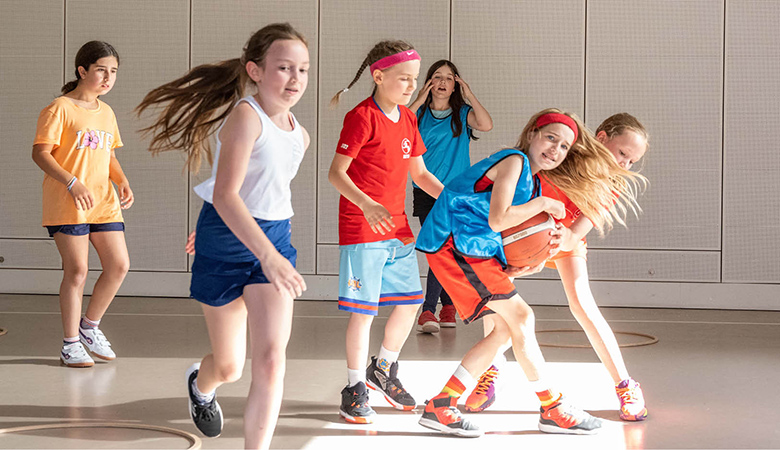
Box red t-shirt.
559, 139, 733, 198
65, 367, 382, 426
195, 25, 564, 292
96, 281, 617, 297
539, 174, 587, 244
336, 97, 426, 245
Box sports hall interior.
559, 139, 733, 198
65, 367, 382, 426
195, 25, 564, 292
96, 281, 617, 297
1, 1, 778, 449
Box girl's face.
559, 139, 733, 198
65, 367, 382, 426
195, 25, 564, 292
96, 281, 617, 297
375, 59, 420, 106
253, 39, 310, 108
429, 65, 455, 100
598, 130, 647, 170
78, 56, 118, 96
527, 123, 574, 173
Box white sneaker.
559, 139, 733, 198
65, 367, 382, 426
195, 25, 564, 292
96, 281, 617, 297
80, 327, 116, 360
61, 342, 94, 368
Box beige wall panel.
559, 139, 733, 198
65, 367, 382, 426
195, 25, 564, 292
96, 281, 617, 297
192, 0, 318, 274
723, 1, 780, 283
452, 0, 585, 163
0, 239, 61, 269
524, 249, 720, 283
586, 1, 723, 251
67, 0, 190, 271
0, 0, 63, 239
317, 0, 451, 248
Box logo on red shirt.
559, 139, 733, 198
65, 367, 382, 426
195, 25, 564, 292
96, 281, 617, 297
401, 138, 411, 159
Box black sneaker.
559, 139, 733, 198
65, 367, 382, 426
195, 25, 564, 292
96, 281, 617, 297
339, 381, 376, 424
186, 363, 223, 437
365, 356, 416, 411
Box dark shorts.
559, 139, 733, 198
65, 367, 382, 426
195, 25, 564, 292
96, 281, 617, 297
190, 201, 297, 307
46, 222, 125, 237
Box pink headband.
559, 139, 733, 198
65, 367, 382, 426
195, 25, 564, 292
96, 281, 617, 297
536, 113, 578, 143
369, 49, 421, 73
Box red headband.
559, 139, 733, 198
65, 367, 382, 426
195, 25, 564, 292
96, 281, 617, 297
369, 49, 421, 73
536, 113, 578, 144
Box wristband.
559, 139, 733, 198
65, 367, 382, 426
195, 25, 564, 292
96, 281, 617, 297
67, 176, 77, 191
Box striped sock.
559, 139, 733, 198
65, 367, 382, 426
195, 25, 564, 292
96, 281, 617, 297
80, 317, 100, 330
63, 336, 79, 346
535, 389, 561, 408
439, 364, 474, 399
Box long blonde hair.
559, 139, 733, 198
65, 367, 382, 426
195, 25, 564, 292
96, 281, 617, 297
136, 23, 307, 173
516, 108, 647, 233
330, 40, 414, 108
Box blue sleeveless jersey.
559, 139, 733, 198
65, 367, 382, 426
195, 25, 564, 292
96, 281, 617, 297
415, 148, 540, 265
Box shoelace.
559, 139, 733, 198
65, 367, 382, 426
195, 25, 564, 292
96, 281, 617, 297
195, 401, 218, 421
473, 369, 498, 395
618, 386, 639, 403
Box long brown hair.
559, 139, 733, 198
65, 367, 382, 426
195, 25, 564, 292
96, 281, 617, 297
62, 41, 120, 94
515, 108, 647, 233
330, 40, 415, 108
417, 59, 475, 139
136, 23, 307, 173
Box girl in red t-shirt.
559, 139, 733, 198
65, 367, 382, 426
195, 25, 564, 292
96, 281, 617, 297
328, 40, 443, 424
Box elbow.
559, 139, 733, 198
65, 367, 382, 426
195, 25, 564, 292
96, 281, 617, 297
483, 122, 494, 132
488, 217, 503, 233
327, 168, 339, 187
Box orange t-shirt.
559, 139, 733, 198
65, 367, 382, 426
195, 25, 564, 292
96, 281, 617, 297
34, 97, 124, 226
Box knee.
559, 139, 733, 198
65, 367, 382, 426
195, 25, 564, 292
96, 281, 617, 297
213, 360, 244, 384
105, 257, 130, 279
63, 265, 89, 287
252, 347, 286, 380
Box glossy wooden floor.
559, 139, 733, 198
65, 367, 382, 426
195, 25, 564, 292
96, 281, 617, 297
1, 294, 779, 449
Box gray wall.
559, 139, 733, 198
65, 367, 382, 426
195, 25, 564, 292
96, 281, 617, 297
1, 0, 779, 308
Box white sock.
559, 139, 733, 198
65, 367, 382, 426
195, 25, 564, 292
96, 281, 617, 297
347, 368, 365, 387
452, 364, 477, 393
191, 377, 215, 405
80, 317, 100, 329
376, 345, 399, 373
491, 351, 508, 370
63, 336, 79, 346
528, 378, 551, 393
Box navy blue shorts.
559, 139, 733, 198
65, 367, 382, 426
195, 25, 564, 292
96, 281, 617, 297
46, 222, 125, 237
190, 201, 297, 307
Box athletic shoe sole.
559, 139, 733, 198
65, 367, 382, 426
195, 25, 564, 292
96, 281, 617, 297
538, 422, 600, 435
417, 321, 440, 333
418, 417, 483, 437
439, 322, 456, 328
60, 358, 94, 368
620, 409, 648, 421
339, 408, 375, 424
366, 380, 416, 411
464, 395, 495, 413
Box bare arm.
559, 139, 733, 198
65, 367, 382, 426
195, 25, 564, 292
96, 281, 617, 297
457, 75, 493, 132
409, 155, 443, 199
32, 143, 94, 210
212, 102, 306, 297
559, 214, 594, 252
328, 153, 395, 235
109, 148, 134, 209
487, 155, 565, 232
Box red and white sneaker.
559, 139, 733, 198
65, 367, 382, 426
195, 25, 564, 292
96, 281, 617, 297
417, 310, 440, 334
419, 394, 482, 437
539, 396, 603, 435
439, 305, 457, 328
616, 378, 647, 421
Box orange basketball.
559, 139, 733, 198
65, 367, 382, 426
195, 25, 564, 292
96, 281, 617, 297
501, 212, 556, 268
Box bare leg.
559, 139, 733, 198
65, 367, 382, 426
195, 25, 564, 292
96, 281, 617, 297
381, 304, 420, 352
85, 231, 129, 321
197, 298, 248, 394
346, 312, 374, 370
485, 295, 546, 381
243, 283, 294, 450
556, 256, 630, 383
460, 314, 512, 377
53, 233, 90, 338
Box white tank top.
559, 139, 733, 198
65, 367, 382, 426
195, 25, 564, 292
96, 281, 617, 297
194, 96, 305, 220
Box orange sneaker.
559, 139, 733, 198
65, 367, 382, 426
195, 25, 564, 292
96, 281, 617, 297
464, 365, 499, 412
418, 395, 482, 437
616, 378, 647, 421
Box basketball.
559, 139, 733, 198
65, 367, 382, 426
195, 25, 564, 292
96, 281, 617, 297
501, 212, 556, 267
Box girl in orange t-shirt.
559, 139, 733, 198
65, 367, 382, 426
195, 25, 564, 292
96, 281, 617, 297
32, 41, 133, 368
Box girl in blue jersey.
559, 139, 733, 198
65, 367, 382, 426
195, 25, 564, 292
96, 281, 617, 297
414, 109, 644, 437
407, 60, 493, 333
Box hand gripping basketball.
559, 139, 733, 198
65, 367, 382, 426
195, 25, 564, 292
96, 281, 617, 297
501, 212, 557, 268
